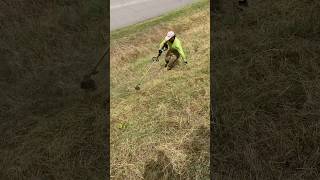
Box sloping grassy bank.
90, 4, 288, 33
213, 1, 320, 179
0, 1, 108, 179
110, 0, 210, 179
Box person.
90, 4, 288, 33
158, 31, 187, 70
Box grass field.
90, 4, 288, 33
213, 0, 320, 179
0, 1, 108, 179
110, 0, 210, 179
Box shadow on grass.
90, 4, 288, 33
143, 151, 181, 180
143, 125, 210, 180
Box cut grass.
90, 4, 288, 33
111, 0, 210, 179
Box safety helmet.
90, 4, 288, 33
165, 31, 175, 41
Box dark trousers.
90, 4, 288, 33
165, 49, 180, 70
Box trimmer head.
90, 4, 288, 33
134, 84, 140, 91
80, 75, 97, 91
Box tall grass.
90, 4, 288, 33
110, 0, 210, 179
213, 0, 320, 179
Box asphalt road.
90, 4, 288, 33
110, 0, 197, 31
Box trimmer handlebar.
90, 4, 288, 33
152, 51, 162, 62
152, 56, 159, 62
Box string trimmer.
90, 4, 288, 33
80, 48, 108, 91
134, 53, 161, 91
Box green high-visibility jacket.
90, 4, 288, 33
159, 37, 186, 60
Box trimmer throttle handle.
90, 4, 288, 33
152, 56, 159, 62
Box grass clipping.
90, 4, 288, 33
110, 0, 210, 179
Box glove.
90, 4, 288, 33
159, 49, 163, 55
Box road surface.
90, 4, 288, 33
110, 0, 197, 31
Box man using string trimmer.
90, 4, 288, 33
134, 31, 187, 90
157, 31, 187, 70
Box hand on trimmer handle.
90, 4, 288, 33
158, 43, 168, 57
158, 49, 164, 57
153, 49, 163, 62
